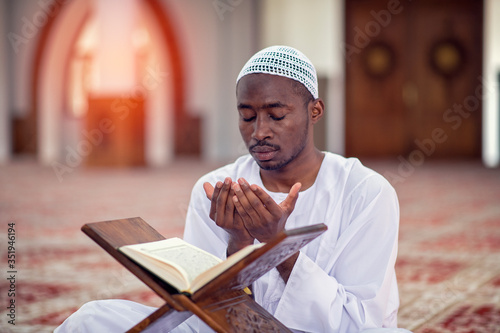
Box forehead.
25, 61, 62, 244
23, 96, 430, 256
236, 74, 301, 104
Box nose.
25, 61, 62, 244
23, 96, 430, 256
252, 114, 272, 141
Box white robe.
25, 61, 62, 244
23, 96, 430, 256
56, 153, 406, 333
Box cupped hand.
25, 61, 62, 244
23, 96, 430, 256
203, 178, 254, 253
231, 178, 301, 243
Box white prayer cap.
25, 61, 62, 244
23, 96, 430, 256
236, 45, 318, 99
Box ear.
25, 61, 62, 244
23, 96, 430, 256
310, 98, 325, 124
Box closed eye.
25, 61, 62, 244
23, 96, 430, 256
242, 116, 256, 122
270, 115, 285, 121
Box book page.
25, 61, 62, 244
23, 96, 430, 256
148, 244, 221, 282
120, 237, 265, 293
121, 238, 222, 285
190, 242, 265, 293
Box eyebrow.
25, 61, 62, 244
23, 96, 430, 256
237, 101, 287, 110
237, 103, 252, 110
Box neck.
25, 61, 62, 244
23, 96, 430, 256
259, 148, 324, 193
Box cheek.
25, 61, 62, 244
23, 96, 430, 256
283, 122, 308, 143
282, 121, 302, 137
239, 122, 252, 140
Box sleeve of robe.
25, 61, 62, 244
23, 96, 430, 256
273, 173, 400, 332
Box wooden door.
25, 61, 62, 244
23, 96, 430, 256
85, 95, 145, 167
345, 0, 483, 159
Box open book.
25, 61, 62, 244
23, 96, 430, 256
119, 238, 264, 295
83, 217, 327, 333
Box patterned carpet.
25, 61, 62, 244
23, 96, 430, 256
0, 158, 499, 332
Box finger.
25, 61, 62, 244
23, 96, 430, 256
215, 177, 233, 225
203, 182, 214, 200
233, 210, 253, 234
234, 179, 267, 222
226, 186, 236, 216
238, 178, 266, 209
248, 183, 281, 216
208, 181, 222, 221
232, 189, 261, 237
280, 182, 302, 213
232, 192, 248, 219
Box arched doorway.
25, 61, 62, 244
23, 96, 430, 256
32, 0, 197, 169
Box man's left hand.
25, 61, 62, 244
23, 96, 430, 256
231, 178, 301, 243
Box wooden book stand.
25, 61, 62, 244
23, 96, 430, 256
82, 217, 327, 332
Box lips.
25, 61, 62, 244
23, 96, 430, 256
250, 145, 278, 161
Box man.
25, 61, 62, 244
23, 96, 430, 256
56, 45, 407, 332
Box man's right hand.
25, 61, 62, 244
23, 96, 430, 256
203, 177, 255, 255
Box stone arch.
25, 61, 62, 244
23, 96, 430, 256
32, 0, 189, 165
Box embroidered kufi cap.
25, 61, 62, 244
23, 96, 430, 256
236, 45, 318, 99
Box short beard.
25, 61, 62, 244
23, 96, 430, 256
257, 141, 306, 171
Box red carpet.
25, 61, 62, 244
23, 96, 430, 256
1, 158, 499, 332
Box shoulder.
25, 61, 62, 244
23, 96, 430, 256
321, 152, 396, 200
319, 154, 399, 232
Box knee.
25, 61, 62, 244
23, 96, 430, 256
55, 300, 114, 333
55, 299, 158, 333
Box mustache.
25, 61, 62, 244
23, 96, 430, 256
249, 140, 280, 151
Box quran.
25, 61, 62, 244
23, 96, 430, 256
82, 217, 327, 332
119, 238, 264, 294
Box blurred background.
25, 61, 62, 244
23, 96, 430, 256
1, 0, 498, 168
1, 1, 500, 332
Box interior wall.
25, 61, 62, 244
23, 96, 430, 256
328, 0, 346, 156
483, 0, 500, 167
4, 0, 55, 154
260, 0, 336, 75
38, 0, 90, 164
163, 0, 220, 161
142, 3, 175, 167
5, 0, 40, 118
0, 0, 10, 163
